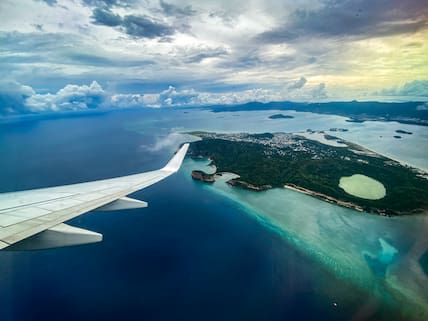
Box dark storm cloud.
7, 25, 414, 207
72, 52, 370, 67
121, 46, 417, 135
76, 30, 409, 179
91, 7, 122, 26
159, 0, 196, 17
90, 8, 176, 39
122, 15, 175, 38
257, 0, 428, 43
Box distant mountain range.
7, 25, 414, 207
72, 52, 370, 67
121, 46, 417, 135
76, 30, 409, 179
208, 101, 428, 126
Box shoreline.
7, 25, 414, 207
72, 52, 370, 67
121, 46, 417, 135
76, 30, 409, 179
282, 183, 390, 216
192, 168, 427, 216
191, 168, 391, 216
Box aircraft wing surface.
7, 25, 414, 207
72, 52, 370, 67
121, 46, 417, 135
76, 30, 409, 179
0, 143, 189, 250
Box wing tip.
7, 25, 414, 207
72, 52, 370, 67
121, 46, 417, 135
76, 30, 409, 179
162, 143, 190, 173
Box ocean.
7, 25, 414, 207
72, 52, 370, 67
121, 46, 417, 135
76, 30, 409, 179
0, 107, 427, 321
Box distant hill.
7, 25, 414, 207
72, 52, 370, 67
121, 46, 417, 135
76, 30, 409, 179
208, 101, 428, 126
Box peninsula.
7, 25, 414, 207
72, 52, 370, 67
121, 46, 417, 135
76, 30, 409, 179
188, 132, 428, 216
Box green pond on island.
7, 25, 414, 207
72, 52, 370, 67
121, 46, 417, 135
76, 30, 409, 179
339, 174, 386, 200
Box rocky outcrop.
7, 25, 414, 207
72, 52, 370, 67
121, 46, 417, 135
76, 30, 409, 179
226, 179, 272, 191
191, 170, 215, 183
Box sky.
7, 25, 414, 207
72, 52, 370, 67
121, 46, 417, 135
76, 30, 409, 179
0, 0, 427, 114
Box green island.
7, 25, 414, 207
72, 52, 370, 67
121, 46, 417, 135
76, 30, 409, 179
268, 113, 294, 119
187, 131, 428, 216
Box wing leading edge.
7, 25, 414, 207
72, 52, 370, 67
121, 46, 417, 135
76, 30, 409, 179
0, 143, 189, 250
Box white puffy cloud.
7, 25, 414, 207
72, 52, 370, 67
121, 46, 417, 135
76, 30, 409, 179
0, 81, 109, 114
0, 79, 332, 115
143, 132, 196, 152
25, 81, 108, 112
150, 82, 329, 107
158, 86, 199, 106
111, 93, 146, 108
0, 81, 35, 114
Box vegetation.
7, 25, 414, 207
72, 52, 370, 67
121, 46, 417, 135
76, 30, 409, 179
189, 134, 428, 215
268, 114, 294, 119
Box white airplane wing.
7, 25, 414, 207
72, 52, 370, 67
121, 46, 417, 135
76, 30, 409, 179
0, 143, 189, 251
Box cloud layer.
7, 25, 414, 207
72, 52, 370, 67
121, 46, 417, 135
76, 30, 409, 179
1, 77, 428, 116
0, 78, 334, 115
0, 0, 427, 114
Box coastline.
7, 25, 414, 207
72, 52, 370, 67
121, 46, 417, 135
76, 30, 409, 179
283, 183, 389, 216
191, 165, 427, 217
192, 168, 392, 216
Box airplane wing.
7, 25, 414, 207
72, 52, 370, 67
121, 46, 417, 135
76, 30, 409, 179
0, 143, 189, 251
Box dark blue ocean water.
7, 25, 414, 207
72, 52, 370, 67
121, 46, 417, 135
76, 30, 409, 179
0, 110, 395, 321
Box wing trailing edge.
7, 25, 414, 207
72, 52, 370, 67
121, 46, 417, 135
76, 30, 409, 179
5, 223, 102, 251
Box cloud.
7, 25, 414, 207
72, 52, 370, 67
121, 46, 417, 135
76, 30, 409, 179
143, 132, 195, 152
32, 24, 44, 31
310, 83, 327, 99
0, 77, 334, 116
26, 81, 108, 112
151, 82, 330, 107
1, 81, 146, 115
111, 93, 152, 108
184, 47, 228, 63
208, 10, 236, 27
287, 77, 307, 90
159, 1, 196, 17
399, 80, 428, 97
256, 0, 428, 43
158, 86, 199, 106
0, 81, 35, 115
379, 80, 428, 97
91, 8, 122, 26
122, 15, 175, 38
90, 8, 176, 39
35, 0, 57, 6
82, 0, 135, 8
